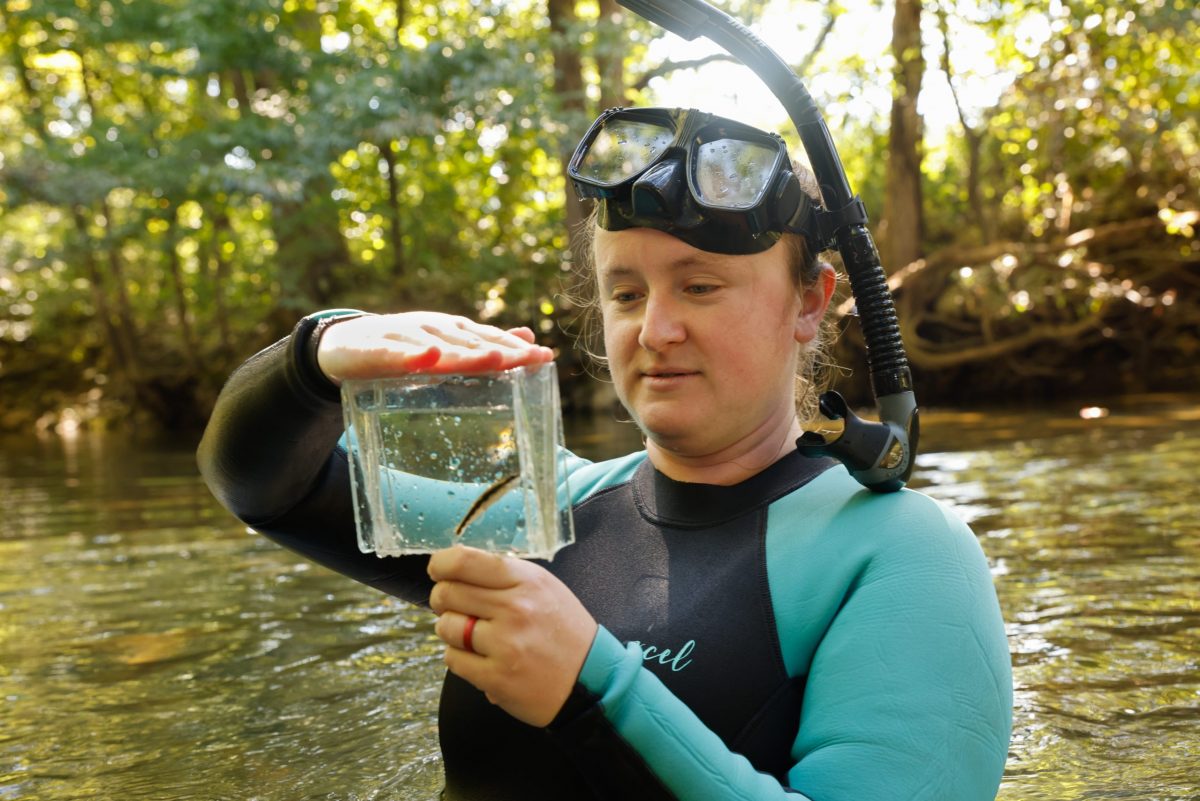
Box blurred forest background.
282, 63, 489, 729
0, 0, 1196, 435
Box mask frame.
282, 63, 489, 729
569, 106, 820, 255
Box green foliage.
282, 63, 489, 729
0, 0, 1196, 431
0, 0, 650, 430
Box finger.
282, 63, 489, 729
428, 579, 505, 618
506, 326, 536, 344
443, 641, 491, 686
321, 342, 442, 382
431, 327, 497, 350
435, 611, 486, 655
401, 326, 528, 374
428, 546, 521, 590
418, 348, 507, 375
495, 346, 555, 372
409, 318, 526, 353
453, 319, 539, 350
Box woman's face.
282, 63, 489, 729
595, 227, 832, 458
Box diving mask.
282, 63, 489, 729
568, 107, 823, 255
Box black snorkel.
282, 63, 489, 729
615, 0, 918, 492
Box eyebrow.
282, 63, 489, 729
599, 254, 723, 282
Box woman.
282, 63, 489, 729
198, 107, 1012, 800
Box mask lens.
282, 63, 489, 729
577, 119, 675, 186
694, 138, 779, 208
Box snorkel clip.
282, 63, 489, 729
806, 196, 870, 254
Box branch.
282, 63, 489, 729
794, 5, 838, 79
1, 9, 50, 141
835, 212, 1192, 317
633, 0, 841, 91
631, 53, 738, 91
901, 305, 1110, 369
935, 2, 974, 136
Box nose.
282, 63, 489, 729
637, 291, 687, 352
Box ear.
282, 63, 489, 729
794, 263, 836, 344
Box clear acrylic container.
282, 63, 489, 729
340, 363, 574, 559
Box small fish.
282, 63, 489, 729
454, 473, 520, 536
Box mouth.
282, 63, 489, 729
640, 368, 699, 380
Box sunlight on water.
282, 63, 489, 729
1, 397, 1197, 800
0, 438, 445, 800
913, 400, 1200, 801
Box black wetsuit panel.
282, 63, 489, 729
438, 455, 831, 799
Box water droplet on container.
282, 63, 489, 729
417, 512, 425, 522
401, 503, 410, 512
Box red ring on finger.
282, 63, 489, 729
463, 615, 478, 655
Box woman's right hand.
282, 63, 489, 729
316, 312, 554, 385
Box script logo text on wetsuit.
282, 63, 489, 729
629, 638, 696, 672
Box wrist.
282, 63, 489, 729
289, 309, 370, 403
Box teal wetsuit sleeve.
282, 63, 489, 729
552, 626, 813, 799
548, 470, 1010, 801
770, 471, 1013, 800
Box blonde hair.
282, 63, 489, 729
565, 205, 840, 427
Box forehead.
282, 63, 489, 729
593, 227, 785, 282
595, 228, 729, 274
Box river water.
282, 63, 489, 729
1, 396, 1198, 800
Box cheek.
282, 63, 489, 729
600, 316, 630, 375
723, 315, 799, 386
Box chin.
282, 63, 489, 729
639, 420, 709, 453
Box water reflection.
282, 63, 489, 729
0, 437, 445, 800
911, 399, 1200, 801
1, 398, 1198, 800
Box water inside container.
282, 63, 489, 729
341, 364, 573, 558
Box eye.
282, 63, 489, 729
685, 284, 718, 296
609, 289, 643, 304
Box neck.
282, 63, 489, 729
644, 409, 804, 486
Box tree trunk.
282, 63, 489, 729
881, 0, 924, 272
273, 175, 353, 307
596, 0, 626, 111
548, 0, 588, 265
380, 143, 406, 279
164, 209, 203, 376
207, 207, 236, 360
964, 128, 991, 242
72, 207, 138, 384
99, 198, 143, 351
935, 5, 991, 244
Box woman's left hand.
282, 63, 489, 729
428, 546, 599, 727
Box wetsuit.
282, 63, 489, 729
198, 312, 1013, 800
